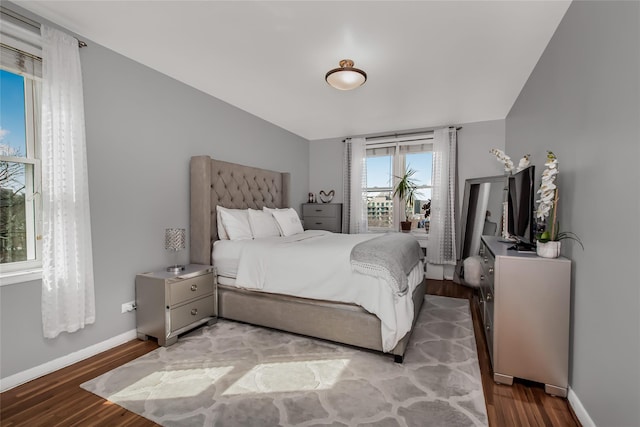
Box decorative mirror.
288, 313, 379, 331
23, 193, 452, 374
455, 175, 507, 280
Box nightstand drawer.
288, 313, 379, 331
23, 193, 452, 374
302, 204, 340, 218
170, 295, 215, 332
169, 273, 214, 306
304, 216, 340, 232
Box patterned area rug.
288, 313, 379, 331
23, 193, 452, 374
81, 295, 487, 426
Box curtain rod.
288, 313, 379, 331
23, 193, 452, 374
343, 126, 463, 143
367, 126, 462, 141
1, 7, 87, 48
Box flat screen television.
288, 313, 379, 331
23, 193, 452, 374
507, 165, 535, 247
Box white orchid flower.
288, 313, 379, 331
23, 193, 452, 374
490, 148, 515, 173
516, 154, 531, 172
535, 151, 559, 223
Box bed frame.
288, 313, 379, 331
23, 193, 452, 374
190, 155, 425, 362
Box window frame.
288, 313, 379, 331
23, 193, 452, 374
365, 139, 433, 233
0, 20, 43, 282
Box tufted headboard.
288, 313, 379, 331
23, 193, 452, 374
190, 155, 290, 265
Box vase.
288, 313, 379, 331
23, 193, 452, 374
536, 240, 561, 258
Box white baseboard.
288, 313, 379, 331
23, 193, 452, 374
0, 329, 137, 393
425, 263, 444, 280
568, 387, 596, 427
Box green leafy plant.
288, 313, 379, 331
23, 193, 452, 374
393, 167, 418, 222
535, 151, 583, 249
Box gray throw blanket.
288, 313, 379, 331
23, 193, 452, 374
350, 233, 423, 295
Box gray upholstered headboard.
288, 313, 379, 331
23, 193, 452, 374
190, 155, 291, 265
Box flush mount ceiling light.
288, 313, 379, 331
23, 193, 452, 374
325, 59, 367, 90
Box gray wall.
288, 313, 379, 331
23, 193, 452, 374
505, 2, 639, 426
0, 5, 309, 379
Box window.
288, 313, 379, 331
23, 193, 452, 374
0, 50, 42, 273
365, 139, 433, 232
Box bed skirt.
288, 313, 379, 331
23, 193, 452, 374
217, 278, 426, 361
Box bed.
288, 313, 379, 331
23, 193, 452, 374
190, 155, 426, 362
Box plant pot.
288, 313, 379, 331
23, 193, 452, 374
537, 240, 561, 258
400, 221, 412, 232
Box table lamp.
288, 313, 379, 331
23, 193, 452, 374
165, 228, 186, 273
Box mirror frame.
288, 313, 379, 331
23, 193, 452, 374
456, 175, 507, 280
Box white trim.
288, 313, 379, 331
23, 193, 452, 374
568, 387, 596, 427
0, 19, 42, 56
0, 329, 138, 392
0, 268, 42, 286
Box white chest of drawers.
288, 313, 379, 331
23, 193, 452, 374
480, 236, 571, 397
302, 203, 342, 233
135, 264, 217, 346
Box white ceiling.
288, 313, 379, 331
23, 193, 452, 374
14, 1, 571, 141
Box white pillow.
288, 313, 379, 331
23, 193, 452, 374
218, 207, 252, 240
268, 208, 304, 237
248, 208, 281, 238
216, 206, 229, 240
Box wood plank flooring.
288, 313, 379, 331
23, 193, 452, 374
1, 280, 581, 426
426, 279, 581, 427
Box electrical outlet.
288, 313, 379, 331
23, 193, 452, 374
121, 301, 136, 313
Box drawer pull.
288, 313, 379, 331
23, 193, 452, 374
486, 292, 493, 302
486, 324, 491, 332
315, 222, 322, 225
488, 267, 494, 275
480, 275, 485, 281
483, 257, 488, 264
191, 308, 198, 316
315, 209, 322, 212
191, 284, 198, 292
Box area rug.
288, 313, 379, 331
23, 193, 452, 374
81, 295, 487, 426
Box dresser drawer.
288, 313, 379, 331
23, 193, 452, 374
304, 216, 341, 232
484, 314, 494, 364
168, 272, 214, 306
302, 203, 341, 218
170, 295, 215, 332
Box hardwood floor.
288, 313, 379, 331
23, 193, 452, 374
0, 339, 159, 426
1, 280, 581, 426
426, 279, 581, 427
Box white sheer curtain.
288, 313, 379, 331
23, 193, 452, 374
427, 127, 457, 265
41, 25, 95, 338
342, 138, 368, 234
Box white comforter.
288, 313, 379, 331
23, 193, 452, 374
228, 230, 422, 352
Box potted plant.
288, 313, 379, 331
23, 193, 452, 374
393, 167, 418, 231
535, 151, 583, 258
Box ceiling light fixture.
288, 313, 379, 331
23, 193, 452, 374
325, 59, 367, 91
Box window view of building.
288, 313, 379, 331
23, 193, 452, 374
365, 141, 432, 232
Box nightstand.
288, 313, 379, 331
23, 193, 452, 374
302, 203, 343, 233
135, 264, 217, 346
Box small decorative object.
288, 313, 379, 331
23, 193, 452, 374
500, 201, 512, 241
536, 240, 562, 259
534, 151, 583, 258
490, 149, 531, 174
422, 200, 431, 233
319, 189, 334, 203
165, 228, 186, 273
393, 167, 418, 231
308, 192, 315, 203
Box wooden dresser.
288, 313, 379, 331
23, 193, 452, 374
479, 236, 571, 397
302, 203, 342, 233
